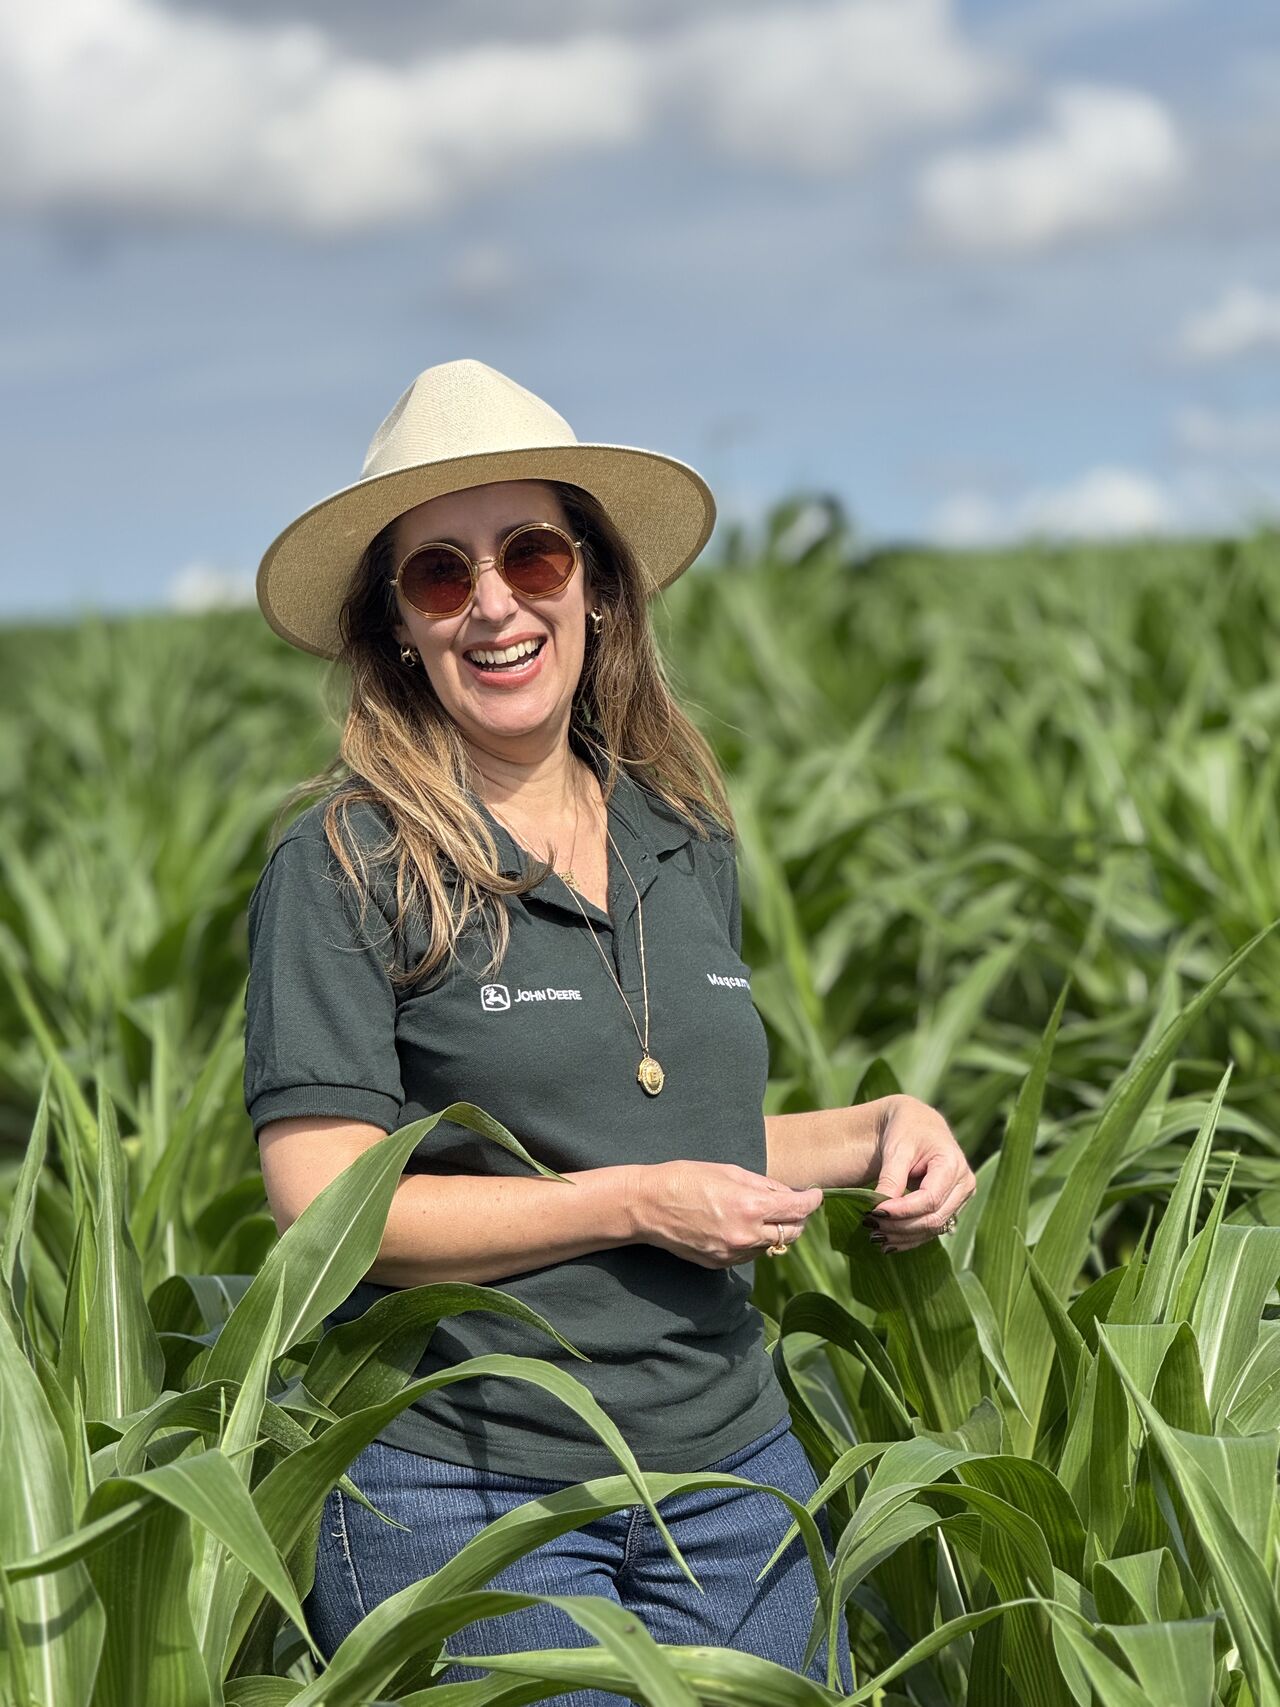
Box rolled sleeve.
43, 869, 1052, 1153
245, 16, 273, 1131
243, 821, 405, 1140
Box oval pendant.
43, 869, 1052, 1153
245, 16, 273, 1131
637, 1055, 665, 1096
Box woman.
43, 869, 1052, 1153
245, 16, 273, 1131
244, 358, 975, 1697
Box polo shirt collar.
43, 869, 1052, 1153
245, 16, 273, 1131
473, 750, 697, 928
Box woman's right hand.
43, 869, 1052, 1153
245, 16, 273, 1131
631, 1160, 824, 1268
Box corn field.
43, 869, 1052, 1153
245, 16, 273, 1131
1, 505, 1279, 1706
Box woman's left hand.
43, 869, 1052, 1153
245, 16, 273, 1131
865, 1095, 975, 1252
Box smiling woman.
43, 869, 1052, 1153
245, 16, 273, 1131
388, 484, 594, 752
244, 357, 971, 1698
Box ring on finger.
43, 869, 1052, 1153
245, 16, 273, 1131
766, 1220, 801, 1257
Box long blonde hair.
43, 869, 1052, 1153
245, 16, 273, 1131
269, 479, 733, 991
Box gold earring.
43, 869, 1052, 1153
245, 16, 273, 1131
587, 609, 604, 634
400, 645, 419, 667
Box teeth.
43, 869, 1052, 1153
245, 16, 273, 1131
467, 638, 542, 666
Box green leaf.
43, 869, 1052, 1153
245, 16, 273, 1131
1224, 1322, 1280, 1433
224, 1682, 303, 1706
1169, 1156, 1238, 1326
1097, 1323, 1280, 1707
1088, 1325, 1132, 1555
896, 933, 1031, 1106
1149, 1322, 1212, 1436
852, 1057, 902, 1106
82, 1486, 212, 1707
1023, 1244, 1090, 1444
1188, 1224, 1280, 1422
956, 1456, 1086, 1578
0, 928, 98, 1159
231, 1350, 731, 1665
488, 1473, 835, 1695
1131, 1064, 1230, 1325
756, 1440, 890, 1582
973, 976, 1070, 1334
826, 1197, 983, 1432
201, 1106, 570, 1384
293, 1588, 719, 1707
82, 1083, 165, 1422
1005, 921, 1277, 1450
1092, 1549, 1184, 1625
1101, 1616, 1219, 1707
131, 987, 252, 1262
957, 1268, 1030, 1422
303, 1281, 588, 1419
775, 1289, 912, 1437
82, 1449, 313, 1664
191, 1268, 286, 1681
0, 1080, 51, 1340
1042, 1599, 1163, 1707
0, 1316, 104, 1707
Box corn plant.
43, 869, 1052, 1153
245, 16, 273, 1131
2, 919, 1277, 1702
2, 515, 1279, 1703
1, 1079, 851, 1705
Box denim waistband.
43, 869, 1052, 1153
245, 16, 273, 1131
368, 1410, 797, 1490
703, 1411, 794, 1474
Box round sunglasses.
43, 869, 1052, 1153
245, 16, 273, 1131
391, 521, 586, 619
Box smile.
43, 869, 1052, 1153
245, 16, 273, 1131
461, 635, 549, 685
465, 637, 545, 670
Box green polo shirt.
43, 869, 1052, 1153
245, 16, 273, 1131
242, 755, 790, 1478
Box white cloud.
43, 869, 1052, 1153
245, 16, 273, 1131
167, 563, 256, 611
1175, 285, 1280, 362
0, 0, 648, 234
1172, 405, 1280, 459
917, 83, 1184, 250
0, 0, 1013, 234
932, 465, 1176, 546
672, 0, 1014, 173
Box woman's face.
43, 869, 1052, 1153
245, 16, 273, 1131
390, 479, 595, 760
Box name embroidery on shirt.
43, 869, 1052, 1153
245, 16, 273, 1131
706, 972, 751, 989
480, 983, 582, 1010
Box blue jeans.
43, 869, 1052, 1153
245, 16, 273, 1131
307, 1413, 853, 1702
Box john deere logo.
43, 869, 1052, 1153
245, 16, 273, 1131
480, 983, 511, 1011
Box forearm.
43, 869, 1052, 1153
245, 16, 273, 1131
365, 1163, 644, 1287
764, 1096, 894, 1189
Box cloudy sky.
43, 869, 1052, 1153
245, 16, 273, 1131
3, 0, 1278, 621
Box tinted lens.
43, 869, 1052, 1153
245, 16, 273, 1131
400, 546, 473, 615
502, 526, 576, 596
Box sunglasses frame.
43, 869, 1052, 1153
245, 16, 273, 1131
390, 520, 587, 619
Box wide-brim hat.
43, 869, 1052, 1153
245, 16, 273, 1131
255, 357, 718, 659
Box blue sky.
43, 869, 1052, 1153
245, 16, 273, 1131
3, 0, 1278, 622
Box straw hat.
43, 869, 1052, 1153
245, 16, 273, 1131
255, 357, 717, 659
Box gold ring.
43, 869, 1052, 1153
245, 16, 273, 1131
943, 1214, 958, 1236
766, 1222, 789, 1257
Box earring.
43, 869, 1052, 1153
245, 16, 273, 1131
400, 645, 419, 667
587, 609, 605, 635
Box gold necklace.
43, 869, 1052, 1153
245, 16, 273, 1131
562, 825, 664, 1096
557, 780, 583, 891
483, 769, 583, 890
